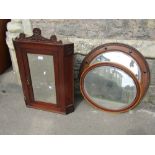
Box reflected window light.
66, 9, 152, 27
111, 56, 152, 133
49, 86, 53, 90
38, 56, 44, 60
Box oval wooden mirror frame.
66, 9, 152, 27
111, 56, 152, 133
80, 62, 141, 113
80, 43, 150, 100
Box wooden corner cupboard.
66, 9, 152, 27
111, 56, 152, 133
13, 28, 74, 114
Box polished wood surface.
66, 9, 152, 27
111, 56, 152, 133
13, 28, 74, 114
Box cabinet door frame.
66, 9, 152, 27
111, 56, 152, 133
14, 42, 64, 113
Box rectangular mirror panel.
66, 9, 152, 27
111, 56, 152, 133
27, 53, 57, 104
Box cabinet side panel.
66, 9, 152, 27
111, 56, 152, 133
64, 44, 74, 113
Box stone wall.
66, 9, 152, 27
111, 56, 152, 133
31, 19, 155, 40
146, 59, 155, 104
31, 19, 155, 105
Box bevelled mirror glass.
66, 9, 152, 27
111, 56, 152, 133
28, 53, 57, 104
91, 51, 141, 80
83, 65, 137, 110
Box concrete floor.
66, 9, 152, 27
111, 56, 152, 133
0, 68, 155, 135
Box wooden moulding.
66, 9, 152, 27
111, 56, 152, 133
13, 28, 74, 114
80, 62, 141, 113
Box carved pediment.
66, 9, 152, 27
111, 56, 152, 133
15, 28, 62, 44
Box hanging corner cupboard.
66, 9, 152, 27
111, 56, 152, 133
13, 28, 74, 114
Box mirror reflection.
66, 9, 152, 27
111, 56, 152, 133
91, 51, 141, 80
84, 66, 137, 110
28, 53, 57, 104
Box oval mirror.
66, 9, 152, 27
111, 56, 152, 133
80, 43, 150, 100
80, 62, 141, 112
90, 51, 141, 80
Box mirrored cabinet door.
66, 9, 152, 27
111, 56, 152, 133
27, 53, 57, 104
